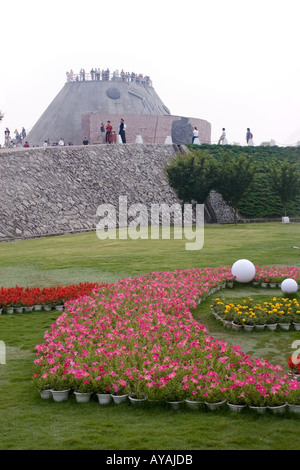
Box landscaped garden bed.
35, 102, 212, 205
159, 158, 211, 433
0, 282, 104, 314
211, 296, 300, 331
31, 265, 300, 414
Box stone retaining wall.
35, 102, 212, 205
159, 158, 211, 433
0, 143, 235, 241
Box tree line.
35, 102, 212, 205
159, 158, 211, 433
165, 146, 300, 223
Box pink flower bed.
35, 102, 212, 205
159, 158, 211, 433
33, 266, 300, 406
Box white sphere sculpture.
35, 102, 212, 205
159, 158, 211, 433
281, 278, 298, 294
231, 259, 256, 283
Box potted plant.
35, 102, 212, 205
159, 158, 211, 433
43, 301, 54, 311
203, 382, 226, 411
128, 379, 148, 404
291, 308, 300, 331
128, 384, 148, 406
21, 291, 35, 312
243, 314, 257, 332
32, 374, 53, 399
72, 377, 94, 403
244, 385, 268, 413
265, 387, 287, 414
94, 372, 114, 404
47, 374, 72, 402
231, 313, 244, 331
111, 379, 130, 404
263, 312, 278, 331
226, 386, 247, 412
261, 277, 269, 288
4, 302, 15, 314
144, 381, 165, 404
210, 298, 226, 317
286, 388, 300, 414
218, 305, 235, 328
161, 375, 187, 409
185, 382, 205, 410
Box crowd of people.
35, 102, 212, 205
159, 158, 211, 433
213, 128, 254, 145
192, 127, 254, 146
4, 127, 28, 147
66, 68, 152, 86
3, 124, 255, 148
41, 119, 127, 148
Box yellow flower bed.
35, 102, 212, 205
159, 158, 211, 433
211, 297, 300, 326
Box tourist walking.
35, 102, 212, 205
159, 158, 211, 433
218, 128, 226, 144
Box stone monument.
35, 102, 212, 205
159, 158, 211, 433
26, 68, 211, 146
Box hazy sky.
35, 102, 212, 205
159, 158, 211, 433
1, 0, 300, 147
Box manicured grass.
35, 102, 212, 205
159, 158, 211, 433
0, 223, 300, 450
0, 222, 298, 287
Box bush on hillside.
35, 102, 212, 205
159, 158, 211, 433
183, 144, 300, 218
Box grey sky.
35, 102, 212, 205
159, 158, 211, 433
1, 0, 299, 146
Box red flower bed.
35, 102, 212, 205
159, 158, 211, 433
0, 282, 104, 309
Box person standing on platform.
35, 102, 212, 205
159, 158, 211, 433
246, 128, 254, 145
106, 121, 113, 143
100, 123, 106, 143
4, 128, 10, 147
192, 127, 199, 143
218, 128, 226, 144
119, 119, 126, 143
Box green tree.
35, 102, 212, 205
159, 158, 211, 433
165, 150, 216, 204
268, 159, 300, 217
214, 151, 255, 224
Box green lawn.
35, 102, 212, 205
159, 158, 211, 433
0, 222, 300, 450
0, 222, 298, 287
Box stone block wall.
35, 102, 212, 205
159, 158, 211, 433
0, 144, 235, 242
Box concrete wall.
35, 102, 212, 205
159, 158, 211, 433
0, 144, 235, 242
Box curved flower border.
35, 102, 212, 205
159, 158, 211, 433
32, 266, 300, 408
